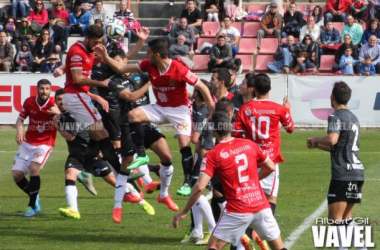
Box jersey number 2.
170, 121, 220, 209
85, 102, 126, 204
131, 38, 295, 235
236, 154, 249, 183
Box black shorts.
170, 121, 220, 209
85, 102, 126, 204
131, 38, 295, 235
65, 156, 84, 172
201, 128, 214, 150
143, 125, 165, 149
120, 124, 135, 157
327, 180, 364, 205
64, 155, 110, 177
100, 109, 121, 141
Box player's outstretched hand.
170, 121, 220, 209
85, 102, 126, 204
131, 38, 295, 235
173, 212, 187, 229
136, 27, 150, 41
283, 96, 291, 109
16, 133, 25, 145
93, 44, 107, 61
53, 66, 64, 78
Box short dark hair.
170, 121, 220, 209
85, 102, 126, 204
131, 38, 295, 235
254, 73, 271, 95
223, 16, 232, 20
85, 24, 104, 39
217, 35, 226, 40
344, 46, 352, 51
212, 68, 231, 88
109, 48, 127, 59
186, 0, 195, 3
364, 54, 372, 60
212, 111, 231, 136
55, 88, 64, 97
148, 38, 169, 59
95, 0, 103, 4
245, 72, 256, 88
37, 79, 51, 88
195, 79, 212, 102
73, 6, 81, 13
215, 97, 234, 113
332, 81, 351, 105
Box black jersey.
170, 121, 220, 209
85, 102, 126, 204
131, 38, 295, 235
108, 72, 150, 125
59, 112, 90, 158
327, 109, 364, 181
231, 94, 244, 123
192, 101, 209, 133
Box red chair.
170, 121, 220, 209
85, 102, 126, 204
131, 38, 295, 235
319, 55, 336, 72
360, 22, 366, 31
192, 55, 210, 71
195, 37, 215, 54
242, 22, 261, 38
238, 38, 257, 54
247, 4, 266, 12
259, 38, 279, 54
255, 55, 273, 71
231, 22, 242, 34
236, 55, 254, 71
333, 22, 345, 33
201, 22, 220, 37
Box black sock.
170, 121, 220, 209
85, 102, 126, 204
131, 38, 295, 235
269, 202, 276, 215
190, 207, 195, 229
130, 122, 146, 157
230, 245, 237, 250
98, 137, 120, 172
180, 146, 193, 186
211, 197, 221, 222
65, 179, 75, 186
148, 164, 160, 177
28, 176, 40, 209
16, 177, 30, 195
84, 139, 99, 172
190, 156, 201, 187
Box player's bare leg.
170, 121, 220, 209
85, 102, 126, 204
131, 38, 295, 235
206, 235, 229, 250
177, 134, 193, 196
267, 236, 286, 250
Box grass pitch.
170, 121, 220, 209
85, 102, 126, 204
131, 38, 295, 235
0, 128, 379, 250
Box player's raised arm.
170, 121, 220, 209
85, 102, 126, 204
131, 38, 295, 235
125, 27, 150, 60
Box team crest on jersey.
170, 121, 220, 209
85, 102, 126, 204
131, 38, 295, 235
37, 125, 44, 133
168, 79, 175, 86
71, 55, 82, 62
133, 76, 141, 84
245, 108, 251, 116
220, 150, 229, 159
93, 109, 98, 115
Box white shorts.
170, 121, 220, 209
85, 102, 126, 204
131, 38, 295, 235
139, 104, 192, 136
12, 142, 53, 175
259, 163, 279, 197
212, 208, 281, 246
63, 93, 102, 127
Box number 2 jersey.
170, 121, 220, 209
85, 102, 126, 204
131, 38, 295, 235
327, 109, 364, 181
234, 100, 294, 164
201, 138, 270, 213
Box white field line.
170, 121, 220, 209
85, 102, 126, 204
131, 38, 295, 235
284, 200, 328, 249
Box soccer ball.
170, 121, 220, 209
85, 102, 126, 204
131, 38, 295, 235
105, 19, 126, 39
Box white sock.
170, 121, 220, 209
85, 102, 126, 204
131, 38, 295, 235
191, 202, 204, 238
137, 164, 153, 186
159, 164, 173, 198
114, 174, 128, 209
138, 200, 144, 206
65, 185, 78, 211
197, 195, 216, 232
236, 241, 245, 250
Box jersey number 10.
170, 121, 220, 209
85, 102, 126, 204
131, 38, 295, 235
250, 116, 270, 140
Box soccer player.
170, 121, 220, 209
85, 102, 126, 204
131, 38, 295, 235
307, 81, 365, 245
13, 79, 59, 217
234, 73, 294, 215
173, 112, 287, 250
94, 38, 215, 211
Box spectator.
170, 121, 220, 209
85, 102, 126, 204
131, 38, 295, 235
170, 17, 195, 47
283, 3, 304, 38
224, 0, 247, 21
350, 0, 367, 22
267, 35, 298, 73
31, 29, 53, 72
17, 16, 37, 50
49, 0, 72, 11
114, 0, 139, 46
29, 1, 48, 26
15, 41, 34, 72
368, 0, 380, 20
180, 0, 202, 35
208, 35, 233, 72
360, 54, 376, 75
66, 6, 90, 37
52, 0, 70, 27
216, 16, 240, 58
300, 15, 320, 42
359, 35, 380, 73
0, 31, 14, 72
169, 35, 189, 59
320, 20, 341, 55
341, 15, 363, 45
43, 14, 65, 54
3, 17, 20, 46
339, 46, 360, 74
40, 53, 62, 73
89, 0, 109, 25
362, 18, 380, 45
257, 2, 282, 53
162, 16, 176, 35
11, 0, 30, 19
294, 34, 318, 73
333, 34, 360, 72
325, 0, 351, 23
204, 0, 224, 22
0, 8, 7, 31
310, 5, 324, 28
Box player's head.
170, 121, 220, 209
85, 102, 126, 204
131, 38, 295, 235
84, 24, 104, 52
331, 81, 351, 106
211, 68, 231, 94
55, 88, 66, 112
109, 48, 128, 65
215, 97, 234, 120
239, 72, 256, 98
227, 65, 238, 86
37, 79, 51, 102
254, 73, 271, 96
212, 111, 231, 137
147, 38, 169, 64
194, 79, 212, 102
